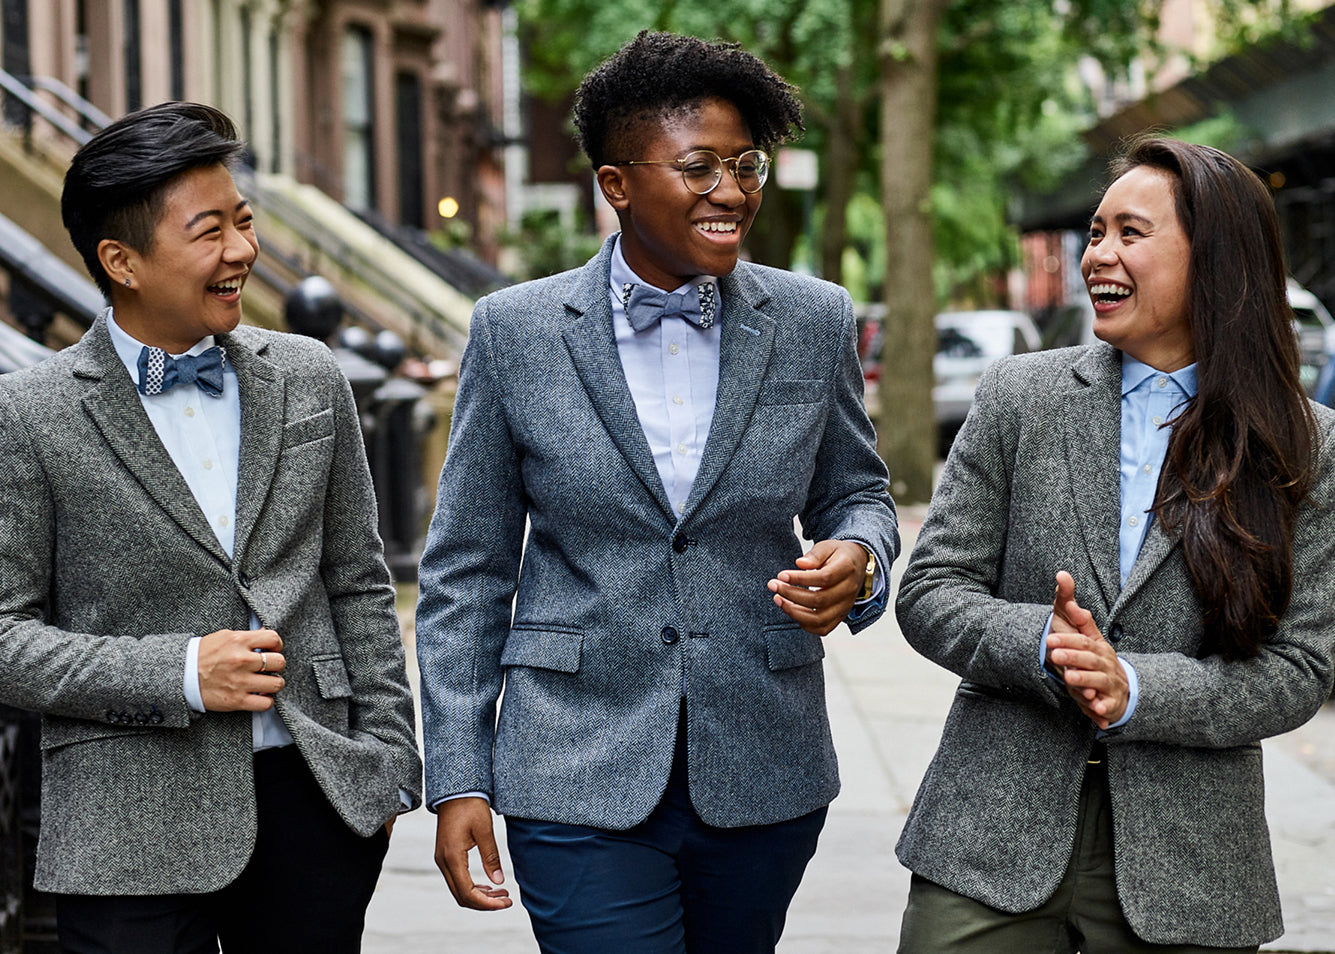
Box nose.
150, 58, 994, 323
224, 224, 258, 264
1083, 236, 1117, 275
708, 163, 747, 206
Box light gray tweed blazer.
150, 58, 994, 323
0, 313, 422, 895
896, 342, 1335, 947
415, 235, 899, 829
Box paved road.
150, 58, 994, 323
368, 510, 1335, 952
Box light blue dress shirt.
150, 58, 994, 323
106, 310, 294, 751
1041, 353, 1198, 729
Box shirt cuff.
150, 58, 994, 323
184, 636, 205, 713
1039, 613, 1061, 682
431, 791, 490, 812
1107, 658, 1138, 729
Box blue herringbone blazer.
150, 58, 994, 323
416, 235, 898, 829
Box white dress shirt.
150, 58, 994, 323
106, 310, 293, 751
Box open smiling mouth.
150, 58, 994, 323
1090, 283, 1131, 305
208, 279, 244, 296
697, 221, 737, 234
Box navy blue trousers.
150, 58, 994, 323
505, 713, 827, 954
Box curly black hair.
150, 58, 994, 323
573, 31, 804, 169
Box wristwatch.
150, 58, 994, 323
858, 545, 876, 601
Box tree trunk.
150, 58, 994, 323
878, 0, 947, 504
819, 65, 861, 284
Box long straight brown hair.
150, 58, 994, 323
1117, 138, 1317, 660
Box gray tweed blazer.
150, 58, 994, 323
896, 342, 1335, 947
0, 314, 422, 895
415, 235, 899, 829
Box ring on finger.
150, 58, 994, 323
258, 652, 268, 674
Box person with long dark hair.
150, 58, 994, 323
893, 136, 1335, 952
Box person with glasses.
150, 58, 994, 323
415, 30, 898, 954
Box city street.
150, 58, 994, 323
368, 508, 1335, 952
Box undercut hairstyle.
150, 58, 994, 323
572, 31, 804, 169
61, 101, 247, 297
1118, 137, 1317, 661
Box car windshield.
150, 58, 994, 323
937, 319, 1014, 360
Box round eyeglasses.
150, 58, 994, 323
611, 149, 770, 195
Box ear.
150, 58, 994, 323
597, 165, 631, 211
98, 238, 136, 291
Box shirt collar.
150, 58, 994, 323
1120, 352, 1198, 398
608, 234, 718, 301
105, 308, 218, 384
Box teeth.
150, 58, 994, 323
209, 280, 241, 294
1090, 283, 1130, 298
698, 221, 737, 233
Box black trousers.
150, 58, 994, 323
56, 745, 390, 954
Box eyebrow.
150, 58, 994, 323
1089, 211, 1154, 229
184, 198, 251, 231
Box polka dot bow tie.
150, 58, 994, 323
136, 345, 227, 398
622, 282, 717, 332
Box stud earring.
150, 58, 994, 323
124, 278, 131, 287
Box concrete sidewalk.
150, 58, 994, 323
368, 511, 1335, 951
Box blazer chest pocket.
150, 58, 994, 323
312, 653, 352, 699
501, 626, 583, 673
283, 409, 334, 448
757, 378, 824, 406
763, 623, 826, 671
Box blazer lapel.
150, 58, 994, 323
75, 318, 229, 563
1112, 507, 1182, 614
680, 265, 774, 523
1063, 345, 1124, 610
222, 331, 285, 567
560, 253, 675, 520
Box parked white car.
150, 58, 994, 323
934, 309, 1042, 447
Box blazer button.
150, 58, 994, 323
238, 573, 252, 588
672, 536, 688, 554
1109, 625, 1123, 644
662, 626, 680, 645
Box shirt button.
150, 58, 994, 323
1157, 377, 1168, 388
1142, 464, 1152, 474
203, 459, 214, 470
184, 406, 196, 418
672, 395, 684, 405
1152, 416, 1163, 426
1128, 515, 1139, 527
218, 515, 230, 528
677, 502, 685, 513
669, 343, 680, 355
676, 443, 688, 455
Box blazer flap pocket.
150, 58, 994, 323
312, 653, 353, 699
283, 409, 335, 448
40, 715, 151, 750
501, 626, 583, 673
764, 623, 826, 671
758, 378, 825, 405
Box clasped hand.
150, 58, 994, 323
197, 627, 286, 712
1047, 571, 1129, 730
768, 539, 869, 636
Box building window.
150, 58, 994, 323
124, 0, 142, 111
169, 0, 184, 101
395, 71, 424, 228
341, 25, 376, 211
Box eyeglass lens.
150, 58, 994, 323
681, 150, 769, 195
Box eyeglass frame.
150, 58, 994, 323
607, 148, 771, 195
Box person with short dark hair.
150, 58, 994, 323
894, 137, 1335, 952
0, 101, 422, 953
415, 31, 898, 954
